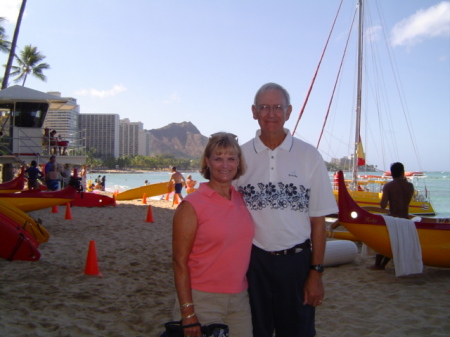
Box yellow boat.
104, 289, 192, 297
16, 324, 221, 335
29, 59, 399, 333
0, 177, 80, 212
332, 176, 435, 216
0, 200, 49, 243
116, 182, 171, 201
336, 171, 450, 268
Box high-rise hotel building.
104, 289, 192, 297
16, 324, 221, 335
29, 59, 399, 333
79, 114, 119, 158
119, 118, 143, 157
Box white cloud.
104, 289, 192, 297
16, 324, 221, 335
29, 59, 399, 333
162, 92, 181, 104
391, 1, 450, 47
0, 0, 24, 25
365, 25, 382, 42
75, 84, 127, 98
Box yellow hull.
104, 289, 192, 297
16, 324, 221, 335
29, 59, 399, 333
0, 197, 73, 212
333, 190, 435, 216
340, 221, 450, 268
116, 182, 170, 201
0, 200, 50, 243
336, 171, 450, 268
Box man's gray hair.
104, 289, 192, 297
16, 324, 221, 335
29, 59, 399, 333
254, 82, 291, 106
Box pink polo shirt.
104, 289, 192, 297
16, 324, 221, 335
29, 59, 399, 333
184, 183, 254, 293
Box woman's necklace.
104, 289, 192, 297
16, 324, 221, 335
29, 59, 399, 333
218, 192, 230, 200
207, 182, 230, 200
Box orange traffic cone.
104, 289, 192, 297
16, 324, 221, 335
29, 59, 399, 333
65, 203, 73, 220
52, 205, 59, 213
146, 205, 154, 223
142, 193, 147, 204
173, 194, 180, 205
84, 240, 102, 277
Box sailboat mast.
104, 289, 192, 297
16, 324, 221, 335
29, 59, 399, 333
352, 0, 364, 189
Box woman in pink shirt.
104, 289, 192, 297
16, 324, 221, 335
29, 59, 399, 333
172, 132, 254, 337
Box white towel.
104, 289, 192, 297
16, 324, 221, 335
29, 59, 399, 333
382, 215, 423, 277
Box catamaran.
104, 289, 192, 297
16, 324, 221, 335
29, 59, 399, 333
293, 0, 435, 215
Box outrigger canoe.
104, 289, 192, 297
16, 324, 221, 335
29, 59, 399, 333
336, 170, 450, 268
0, 199, 49, 243
0, 212, 40, 261
0, 177, 81, 212
0, 167, 25, 193
116, 181, 170, 201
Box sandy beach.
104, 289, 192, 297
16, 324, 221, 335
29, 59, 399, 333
0, 198, 449, 336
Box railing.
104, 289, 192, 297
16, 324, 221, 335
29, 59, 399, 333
0, 128, 87, 161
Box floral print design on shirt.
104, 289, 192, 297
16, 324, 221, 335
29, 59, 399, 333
239, 182, 310, 212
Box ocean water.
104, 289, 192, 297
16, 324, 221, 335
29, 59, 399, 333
90, 171, 450, 218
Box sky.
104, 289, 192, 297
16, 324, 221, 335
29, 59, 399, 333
1, 0, 449, 172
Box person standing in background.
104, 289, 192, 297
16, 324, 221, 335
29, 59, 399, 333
369, 162, 414, 270
25, 160, 44, 190
168, 166, 186, 206
45, 155, 61, 191
185, 174, 197, 194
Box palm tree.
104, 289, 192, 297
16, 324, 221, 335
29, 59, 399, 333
0, 17, 11, 54
10, 44, 50, 86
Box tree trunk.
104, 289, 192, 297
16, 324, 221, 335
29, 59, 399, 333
1, 0, 27, 89
1, 0, 27, 182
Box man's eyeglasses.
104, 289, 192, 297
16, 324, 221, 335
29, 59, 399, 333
256, 104, 286, 114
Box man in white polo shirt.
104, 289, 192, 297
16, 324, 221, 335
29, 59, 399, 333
235, 82, 338, 337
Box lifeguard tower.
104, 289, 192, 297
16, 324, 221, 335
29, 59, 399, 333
0, 86, 87, 181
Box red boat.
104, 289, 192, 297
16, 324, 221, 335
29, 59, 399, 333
0, 167, 25, 192
71, 192, 116, 207
0, 212, 40, 261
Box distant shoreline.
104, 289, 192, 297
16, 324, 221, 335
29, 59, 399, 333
88, 169, 199, 174
88, 169, 160, 174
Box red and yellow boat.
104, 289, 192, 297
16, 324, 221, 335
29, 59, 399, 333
336, 171, 450, 268
0, 177, 81, 212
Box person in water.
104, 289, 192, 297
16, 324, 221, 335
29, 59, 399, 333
185, 174, 197, 194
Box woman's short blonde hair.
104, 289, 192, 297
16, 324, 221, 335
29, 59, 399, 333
200, 132, 246, 180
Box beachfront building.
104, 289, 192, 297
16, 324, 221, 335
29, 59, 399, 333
43, 92, 80, 145
138, 129, 152, 156
79, 113, 119, 158
119, 118, 143, 157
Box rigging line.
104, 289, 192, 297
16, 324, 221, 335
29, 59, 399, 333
362, 3, 393, 168
368, 1, 402, 166
317, 8, 358, 149
291, 0, 344, 136
375, 2, 424, 172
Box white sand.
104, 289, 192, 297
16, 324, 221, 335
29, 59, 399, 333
0, 199, 449, 336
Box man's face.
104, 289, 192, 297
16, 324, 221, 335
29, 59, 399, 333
252, 89, 292, 134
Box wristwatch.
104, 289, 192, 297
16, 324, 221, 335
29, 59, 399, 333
310, 264, 324, 273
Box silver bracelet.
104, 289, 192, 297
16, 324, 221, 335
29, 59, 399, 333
182, 312, 196, 320
180, 302, 194, 309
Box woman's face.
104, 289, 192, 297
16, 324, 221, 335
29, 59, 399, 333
206, 148, 239, 184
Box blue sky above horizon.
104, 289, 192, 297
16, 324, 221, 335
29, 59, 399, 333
1, 0, 449, 172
